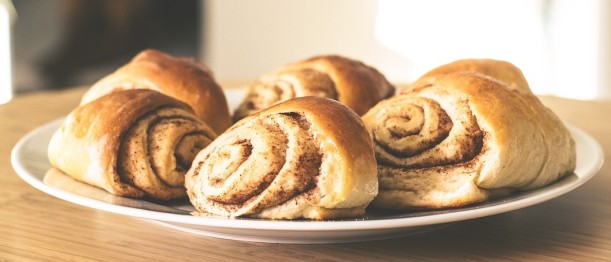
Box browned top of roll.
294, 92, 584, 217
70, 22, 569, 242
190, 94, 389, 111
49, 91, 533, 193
81, 49, 232, 134
254, 97, 379, 205
277, 55, 396, 115
239, 96, 375, 161
417, 59, 530, 92
76, 89, 193, 141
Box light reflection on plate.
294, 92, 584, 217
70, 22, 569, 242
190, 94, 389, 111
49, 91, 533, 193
10, 89, 604, 244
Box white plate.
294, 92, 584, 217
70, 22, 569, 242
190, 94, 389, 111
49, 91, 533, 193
11, 89, 604, 244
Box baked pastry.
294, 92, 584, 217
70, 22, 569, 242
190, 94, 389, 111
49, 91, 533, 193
233, 55, 395, 121
362, 72, 576, 209
80, 49, 232, 134
418, 58, 530, 91
186, 96, 378, 219
48, 89, 217, 200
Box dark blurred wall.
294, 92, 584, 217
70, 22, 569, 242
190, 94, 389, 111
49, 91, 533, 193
12, 0, 199, 92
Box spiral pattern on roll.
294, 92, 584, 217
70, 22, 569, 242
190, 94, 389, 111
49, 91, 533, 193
233, 69, 338, 121
370, 95, 484, 169
187, 112, 327, 218
117, 108, 216, 200
48, 89, 219, 201
364, 71, 577, 210
233, 55, 395, 122
362, 85, 491, 209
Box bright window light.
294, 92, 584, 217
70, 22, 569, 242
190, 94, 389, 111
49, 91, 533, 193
546, 0, 600, 99
375, 0, 602, 100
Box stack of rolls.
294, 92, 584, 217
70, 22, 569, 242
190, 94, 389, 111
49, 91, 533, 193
48, 49, 229, 200
47, 51, 576, 220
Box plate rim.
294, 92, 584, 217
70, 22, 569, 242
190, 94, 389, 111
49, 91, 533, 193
11, 117, 604, 232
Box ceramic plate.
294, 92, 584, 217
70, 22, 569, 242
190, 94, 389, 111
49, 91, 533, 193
11, 89, 604, 244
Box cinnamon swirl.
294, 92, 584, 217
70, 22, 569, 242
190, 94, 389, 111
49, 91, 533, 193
233, 55, 395, 121
362, 72, 576, 209
186, 97, 378, 219
48, 89, 217, 200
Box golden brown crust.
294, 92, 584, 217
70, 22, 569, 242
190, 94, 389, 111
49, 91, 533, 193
48, 89, 217, 200
233, 55, 395, 121
186, 96, 378, 219
416, 58, 530, 92
363, 72, 576, 209
81, 49, 232, 134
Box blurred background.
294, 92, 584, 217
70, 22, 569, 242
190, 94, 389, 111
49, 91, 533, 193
9, 0, 198, 94
4, 0, 611, 103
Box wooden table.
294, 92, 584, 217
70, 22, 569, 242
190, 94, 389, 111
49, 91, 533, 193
1, 87, 609, 261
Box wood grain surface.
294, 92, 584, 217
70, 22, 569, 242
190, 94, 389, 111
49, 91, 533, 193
1, 87, 609, 261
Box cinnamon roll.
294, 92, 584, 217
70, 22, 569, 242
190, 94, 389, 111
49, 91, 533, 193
48, 89, 217, 200
80, 49, 232, 134
362, 72, 576, 209
233, 55, 395, 121
186, 97, 378, 220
